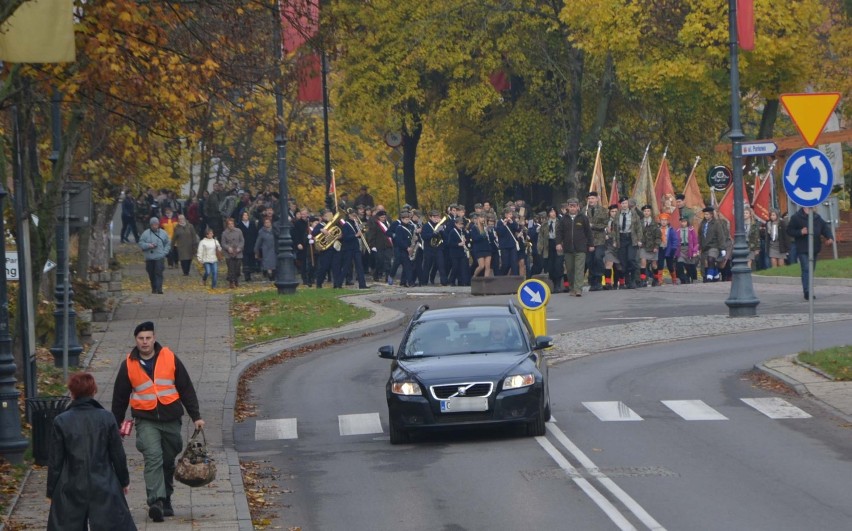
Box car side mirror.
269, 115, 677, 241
533, 336, 553, 350
378, 345, 395, 359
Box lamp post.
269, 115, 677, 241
0, 183, 29, 464
272, 1, 298, 295
724, 0, 760, 317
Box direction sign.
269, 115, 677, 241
783, 148, 833, 207
5, 251, 19, 281
741, 142, 777, 156
517, 279, 550, 311
779, 93, 841, 147
706, 165, 733, 191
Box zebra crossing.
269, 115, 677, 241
252, 398, 812, 441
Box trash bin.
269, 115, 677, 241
26, 397, 70, 466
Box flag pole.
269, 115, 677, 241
331, 168, 338, 212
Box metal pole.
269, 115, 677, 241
63, 191, 70, 382
0, 183, 29, 463
321, 52, 333, 209
724, 0, 760, 317
272, 1, 298, 295
808, 209, 814, 355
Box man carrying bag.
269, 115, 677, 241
112, 321, 205, 523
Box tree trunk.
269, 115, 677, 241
456, 166, 479, 210
564, 47, 585, 200
758, 98, 779, 139
589, 53, 615, 146
402, 122, 422, 209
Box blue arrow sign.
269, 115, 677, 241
783, 148, 833, 207
517, 279, 550, 310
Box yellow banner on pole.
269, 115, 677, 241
0, 0, 76, 63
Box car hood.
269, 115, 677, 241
399, 352, 528, 383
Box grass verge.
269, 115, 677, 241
798, 345, 852, 381
753, 257, 852, 278
231, 287, 373, 349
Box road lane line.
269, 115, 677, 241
740, 398, 812, 419
547, 424, 667, 531
255, 418, 298, 440
338, 413, 384, 436
583, 401, 644, 421
535, 436, 636, 531
661, 400, 728, 421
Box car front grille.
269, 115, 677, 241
430, 382, 493, 400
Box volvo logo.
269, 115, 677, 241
457, 386, 467, 396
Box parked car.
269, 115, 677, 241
379, 303, 552, 444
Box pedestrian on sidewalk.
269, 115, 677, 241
48, 372, 136, 531
221, 217, 245, 288
172, 214, 199, 277
138, 217, 171, 294
786, 206, 834, 301
197, 228, 223, 288
111, 321, 205, 523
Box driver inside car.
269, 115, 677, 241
486, 320, 516, 350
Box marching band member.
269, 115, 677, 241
368, 210, 394, 283
496, 208, 521, 275
335, 209, 368, 289
420, 210, 448, 286
446, 216, 470, 286
391, 210, 415, 287
312, 209, 339, 289
470, 213, 492, 278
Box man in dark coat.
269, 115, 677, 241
786, 206, 834, 300
48, 372, 136, 531
555, 198, 594, 296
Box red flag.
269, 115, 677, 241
717, 182, 749, 237
328, 169, 336, 196
489, 71, 511, 92
682, 158, 705, 227
281, 0, 322, 103
609, 176, 619, 207
737, 0, 755, 51
296, 53, 323, 103
751, 166, 775, 222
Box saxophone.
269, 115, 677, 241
407, 223, 419, 261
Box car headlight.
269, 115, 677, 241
503, 373, 535, 390
391, 381, 422, 395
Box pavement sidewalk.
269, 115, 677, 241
4, 253, 851, 529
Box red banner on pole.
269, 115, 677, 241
737, 0, 755, 51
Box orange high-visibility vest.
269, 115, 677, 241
127, 347, 180, 410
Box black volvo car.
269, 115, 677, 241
379, 303, 552, 444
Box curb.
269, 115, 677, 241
223, 294, 405, 531
753, 362, 810, 396
752, 275, 852, 287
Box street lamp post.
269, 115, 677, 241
272, 1, 298, 295
724, 0, 760, 317
0, 183, 29, 464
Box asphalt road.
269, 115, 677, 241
235, 286, 852, 530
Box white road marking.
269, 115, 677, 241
339, 413, 384, 436
583, 401, 644, 421
547, 424, 667, 530
662, 400, 728, 421
740, 397, 812, 419
601, 317, 656, 321
255, 418, 298, 440
535, 437, 637, 531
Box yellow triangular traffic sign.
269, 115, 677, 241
779, 93, 841, 147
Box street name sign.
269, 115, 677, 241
779, 93, 841, 147
783, 148, 833, 207
741, 141, 777, 156
5, 251, 19, 281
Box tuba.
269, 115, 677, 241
430, 215, 449, 247
315, 211, 344, 251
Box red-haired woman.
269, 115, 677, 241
47, 372, 136, 530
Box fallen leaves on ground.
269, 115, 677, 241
744, 369, 796, 395
241, 460, 285, 529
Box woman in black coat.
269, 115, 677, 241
47, 372, 136, 531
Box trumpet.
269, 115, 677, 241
430, 215, 449, 247
315, 211, 344, 251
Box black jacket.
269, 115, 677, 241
786, 208, 834, 255
554, 214, 593, 252
111, 342, 202, 424
47, 397, 136, 531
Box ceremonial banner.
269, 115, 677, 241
281, 0, 322, 103
589, 141, 608, 206
632, 145, 658, 216
682, 158, 705, 212
751, 164, 775, 223
609, 176, 620, 207
717, 181, 749, 237
737, 0, 755, 51
654, 151, 675, 223
0, 0, 76, 63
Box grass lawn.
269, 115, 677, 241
753, 257, 852, 278
798, 345, 852, 381
231, 287, 373, 348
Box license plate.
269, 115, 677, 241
440, 397, 489, 412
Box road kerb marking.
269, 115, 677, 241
535, 436, 636, 531
547, 423, 667, 530
662, 400, 728, 421
740, 398, 812, 419
255, 418, 298, 440
339, 413, 384, 436
583, 401, 644, 421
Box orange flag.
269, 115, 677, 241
609, 175, 620, 207
654, 149, 674, 208
751, 162, 776, 222
717, 182, 749, 237
589, 141, 609, 206
682, 157, 705, 213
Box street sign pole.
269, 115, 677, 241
808, 210, 814, 356
724, 0, 759, 318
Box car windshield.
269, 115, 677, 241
402, 316, 526, 357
